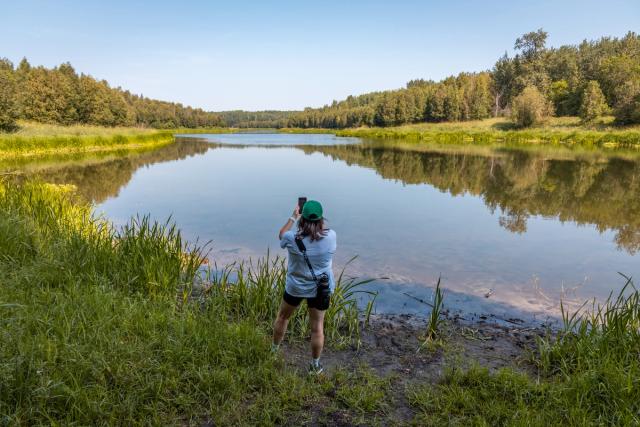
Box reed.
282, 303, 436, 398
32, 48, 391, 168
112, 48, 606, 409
409, 275, 640, 425
0, 131, 176, 157
0, 180, 380, 424
425, 277, 444, 341
200, 256, 377, 345
336, 122, 640, 149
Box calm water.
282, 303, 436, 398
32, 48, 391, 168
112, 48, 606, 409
10, 133, 640, 322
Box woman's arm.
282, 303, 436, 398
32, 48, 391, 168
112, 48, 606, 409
279, 205, 300, 240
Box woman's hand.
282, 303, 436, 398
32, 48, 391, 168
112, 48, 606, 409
279, 204, 300, 240
292, 205, 301, 220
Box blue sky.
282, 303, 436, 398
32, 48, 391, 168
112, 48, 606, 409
2, 0, 638, 111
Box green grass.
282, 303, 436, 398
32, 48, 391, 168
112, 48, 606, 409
202, 256, 376, 346
425, 277, 444, 342
1, 179, 638, 425
408, 276, 640, 426
0, 122, 235, 158
0, 180, 381, 425
334, 117, 640, 149
0, 130, 176, 158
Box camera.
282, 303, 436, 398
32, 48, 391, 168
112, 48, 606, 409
317, 273, 330, 305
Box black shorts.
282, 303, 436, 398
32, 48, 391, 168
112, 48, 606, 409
283, 290, 330, 311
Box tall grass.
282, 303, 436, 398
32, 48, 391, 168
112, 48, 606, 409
534, 274, 640, 424
336, 120, 640, 149
200, 256, 377, 345
0, 181, 203, 299
0, 121, 239, 158
425, 277, 444, 341
0, 131, 176, 157
409, 275, 640, 425
0, 180, 380, 424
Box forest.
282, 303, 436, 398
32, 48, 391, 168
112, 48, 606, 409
0, 59, 224, 131
286, 30, 640, 128
1, 30, 639, 132
216, 110, 294, 128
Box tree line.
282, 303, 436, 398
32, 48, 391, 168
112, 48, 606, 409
287, 30, 640, 128
216, 110, 294, 128
0, 58, 223, 131
2, 30, 639, 132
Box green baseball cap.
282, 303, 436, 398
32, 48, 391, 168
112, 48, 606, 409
302, 200, 323, 221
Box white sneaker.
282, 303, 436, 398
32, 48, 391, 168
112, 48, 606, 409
308, 362, 324, 375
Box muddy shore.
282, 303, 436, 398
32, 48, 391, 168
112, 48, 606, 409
279, 313, 550, 425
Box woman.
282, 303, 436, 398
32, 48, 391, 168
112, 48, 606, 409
272, 199, 336, 374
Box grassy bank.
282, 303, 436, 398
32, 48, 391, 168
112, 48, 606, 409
409, 275, 640, 425
333, 117, 640, 149
0, 122, 236, 158
0, 122, 174, 158
0, 181, 377, 424
1, 180, 637, 425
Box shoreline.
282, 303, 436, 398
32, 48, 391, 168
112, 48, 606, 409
2, 180, 637, 425
266, 312, 545, 425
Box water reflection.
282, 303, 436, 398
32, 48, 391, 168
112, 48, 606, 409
5, 135, 639, 320
2, 139, 212, 203
305, 143, 640, 254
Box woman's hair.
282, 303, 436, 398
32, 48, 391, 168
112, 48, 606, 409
297, 217, 327, 242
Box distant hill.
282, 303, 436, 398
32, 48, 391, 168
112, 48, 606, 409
216, 110, 297, 128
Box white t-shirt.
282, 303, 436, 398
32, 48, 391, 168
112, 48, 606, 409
280, 229, 337, 298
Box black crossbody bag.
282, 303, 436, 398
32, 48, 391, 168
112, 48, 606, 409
294, 235, 331, 303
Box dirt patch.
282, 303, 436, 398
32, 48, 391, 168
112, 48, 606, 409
279, 314, 546, 426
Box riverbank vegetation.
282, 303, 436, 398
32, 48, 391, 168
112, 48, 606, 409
0, 121, 235, 158
0, 180, 375, 424
333, 116, 640, 148
411, 275, 640, 425
0, 122, 175, 158
1, 180, 637, 424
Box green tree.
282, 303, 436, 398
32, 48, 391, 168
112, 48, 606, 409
613, 79, 640, 124
492, 53, 515, 114
579, 80, 610, 122
374, 94, 396, 126
19, 67, 69, 124
549, 80, 571, 115
514, 29, 548, 61
511, 85, 553, 127
0, 59, 18, 132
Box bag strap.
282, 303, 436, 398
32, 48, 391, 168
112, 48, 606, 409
294, 235, 318, 284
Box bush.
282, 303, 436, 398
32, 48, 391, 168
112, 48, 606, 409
0, 69, 18, 132
580, 80, 610, 122
510, 86, 553, 127
613, 79, 640, 124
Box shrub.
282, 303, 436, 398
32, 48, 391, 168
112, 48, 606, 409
613, 79, 640, 124
510, 85, 553, 127
0, 69, 18, 132
580, 80, 610, 122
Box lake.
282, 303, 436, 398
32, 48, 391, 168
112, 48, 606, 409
9, 133, 640, 323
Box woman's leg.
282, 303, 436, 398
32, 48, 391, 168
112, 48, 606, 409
273, 300, 298, 346
308, 307, 326, 359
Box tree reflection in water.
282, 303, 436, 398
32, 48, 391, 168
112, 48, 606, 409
306, 142, 640, 254
2, 138, 213, 203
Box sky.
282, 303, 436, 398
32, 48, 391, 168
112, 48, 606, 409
1, 0, 638, 111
